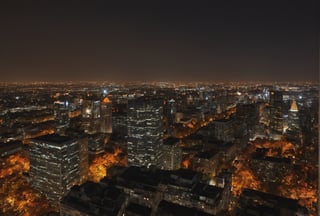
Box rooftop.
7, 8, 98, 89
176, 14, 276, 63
157, 200, 212, 216
240, 189, 308, 212
194, 150, 219, 159
125, 202, 151, 216
192, 183, 223, 200
32, 134, 71, 144
119, 166, 161, 188
163, 137, 180, 145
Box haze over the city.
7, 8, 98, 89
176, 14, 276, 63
0, 1, 318, 82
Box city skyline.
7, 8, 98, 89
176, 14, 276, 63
0, 1, 318, 82
0, 81, 318, 215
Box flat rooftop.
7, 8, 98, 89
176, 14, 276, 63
32, 134, 71, 144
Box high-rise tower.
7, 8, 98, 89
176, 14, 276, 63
288, 100, 300, 131
268, 90, 283, 139
29, 134, 88, 205
127, 97, 163, 168
100, 97, 112, 134
54, 99, 70, 135
286, 100, 302, 145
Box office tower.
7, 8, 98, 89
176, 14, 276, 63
269, 90, 283, 106
288, 100, 300, 131
90, 100, 101, 133
213, 118, 235, 142
127, 97, 163, 168
54, 100, 70, 135
81, 96, 112, 135
164, 99, 176, 126
29, 134, 88, 205
162, 138, 181, 170
100, 97, 112, 134
286, 100, 302, 146
81, 97, 101, 134
78, 136, 89, 184
269, 90, 284, 138
81, 99, 93, 119
112, 111, 127, 137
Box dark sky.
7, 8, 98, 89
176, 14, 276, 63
0, 1, 318, 82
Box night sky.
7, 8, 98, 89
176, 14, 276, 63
0, 1, 318, 82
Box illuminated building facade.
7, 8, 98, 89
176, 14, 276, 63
285, 100, 302, 146
213, 118, 235, 142
81, 96, 112, 135
78, 136, 89, 184
127, 97, 163, 168
54, 100, 70, 135
81, 98, 100, 134
268, 90, 284, 139
164, 99, 176, 126
100, 97, 112, 134
112, 112, 127, 136
90, 100, 101, 134
162, 138, 181, 170
191, 150, 221, 176
29, 134, 88, 205
288, 100, 300, 131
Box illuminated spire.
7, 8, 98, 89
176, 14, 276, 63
289, 100, 298, 112
102, 97, 111, 103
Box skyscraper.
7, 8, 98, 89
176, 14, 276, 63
268, 90, 284, 139
164, 99, 176, 126
100, 97, 112, 134
162, 137, 181, 170
127, 97, 163, 168
54, 99, 70, 135
81, 96, 101, 134
29, 134, 88, 205
286, 100, 302, 146
288, 100, 300, 131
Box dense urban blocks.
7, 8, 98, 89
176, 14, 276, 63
0, 82, 318, 215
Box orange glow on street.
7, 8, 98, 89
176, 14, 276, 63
182, 159, 190, 168
0, 153, 56, 215
89, 147, 127, 182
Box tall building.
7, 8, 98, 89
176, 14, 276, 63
286, 100, 302, 146
164, 99, 176, 126
268, 90, 284, 139
127, 97, 163, 168
90, 100, 101, 134
100, 97, 112, 134
288, 100, 300, 131
213, 118, 235, 142
29, 134, 88, 205
81, 95, 101, 134
54, 99, 70, 135
78, 136, 89, 184
162, 138, 181, 170
81, 96, 112, 135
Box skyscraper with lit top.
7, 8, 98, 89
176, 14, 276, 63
288, 100, 300, 131
54, 99, 70, 135
286, 99, 302, 145
100, 97, 112, 134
